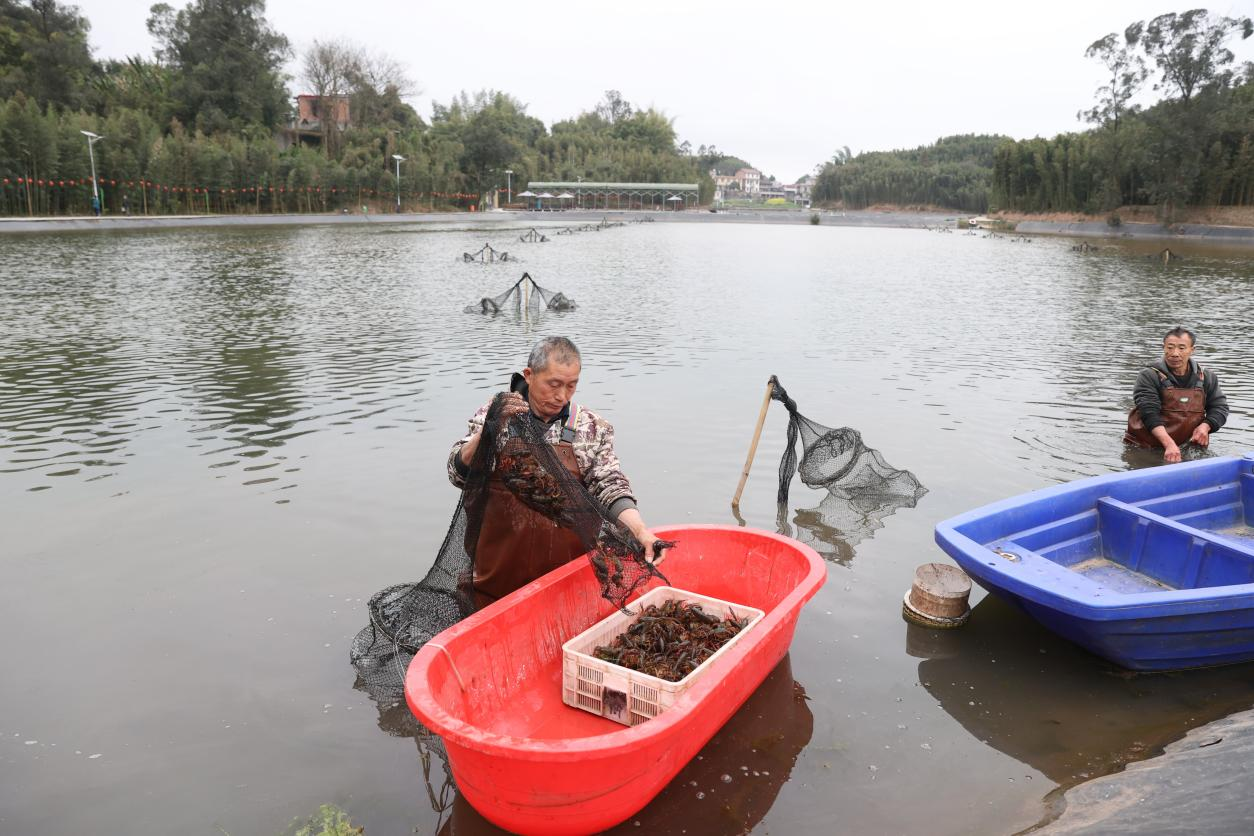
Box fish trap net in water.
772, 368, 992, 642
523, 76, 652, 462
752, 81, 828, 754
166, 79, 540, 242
463, 242, 513, 263
465, 272, 576, 314
768, 375, 926, 549
519, 228, 548, 243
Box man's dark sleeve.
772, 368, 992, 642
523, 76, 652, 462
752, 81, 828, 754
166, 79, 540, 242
1205, 372, 1229, 431
1132, 368, 1165, 430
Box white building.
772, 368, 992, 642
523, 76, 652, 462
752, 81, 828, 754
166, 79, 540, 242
734, 167, 761, 194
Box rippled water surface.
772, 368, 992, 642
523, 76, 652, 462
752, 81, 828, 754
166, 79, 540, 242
2, 218, 1253, 835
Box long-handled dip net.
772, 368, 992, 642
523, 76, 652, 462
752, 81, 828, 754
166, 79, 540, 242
350, 388, 669, 712
466, 272, 576, 315
767, 375, 927, 552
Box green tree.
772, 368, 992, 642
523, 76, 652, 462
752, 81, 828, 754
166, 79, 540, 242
1080, 29, 1147, 209
594, 89, 633, 125
146, 0, 292, 133
1134, 10, 1253, 103
0, 0, 95, 111
1130, 9, 1252, 218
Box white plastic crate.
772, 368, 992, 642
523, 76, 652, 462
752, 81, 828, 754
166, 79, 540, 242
561, 586, 765, 726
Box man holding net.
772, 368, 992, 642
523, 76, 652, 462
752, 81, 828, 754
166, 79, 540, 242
448, 336, 667, 604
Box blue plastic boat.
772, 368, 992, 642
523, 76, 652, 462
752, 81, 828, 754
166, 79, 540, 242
934, 452, 1254, 671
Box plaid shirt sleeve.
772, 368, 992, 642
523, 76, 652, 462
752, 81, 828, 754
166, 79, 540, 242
447, 401, 490, 488
576, 410, 636, 513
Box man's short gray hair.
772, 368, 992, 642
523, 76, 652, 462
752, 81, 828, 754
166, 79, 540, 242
528, 337, 581, 373
1163, 326, 1196, 346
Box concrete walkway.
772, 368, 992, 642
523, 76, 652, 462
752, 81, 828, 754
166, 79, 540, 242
3, 209, 1252, 246
1014, 219, 1254, 245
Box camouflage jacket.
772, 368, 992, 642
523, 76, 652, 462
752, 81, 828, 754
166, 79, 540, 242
447, 398, 638, 517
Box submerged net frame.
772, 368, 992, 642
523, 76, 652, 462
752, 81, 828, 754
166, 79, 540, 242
465, 272, 576, 314
463, 242, 513, 263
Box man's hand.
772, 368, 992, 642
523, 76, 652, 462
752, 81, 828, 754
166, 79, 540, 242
1190, 423, 1211, 447
617, 508, 670, 564
459, 393, 532, 468
499, 392, 530, 421
1164, 443, 1182, 463
636, 532, 672, 565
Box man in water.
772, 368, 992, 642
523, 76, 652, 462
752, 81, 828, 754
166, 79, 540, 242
1125, 327, 1229, 463
447, 336, 666, 602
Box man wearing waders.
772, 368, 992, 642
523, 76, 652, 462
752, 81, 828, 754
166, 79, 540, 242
447, 336, 665, 604
1125, 327, 1229, 463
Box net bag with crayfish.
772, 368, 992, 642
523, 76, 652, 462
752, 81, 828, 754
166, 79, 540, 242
350, 389, 667, 707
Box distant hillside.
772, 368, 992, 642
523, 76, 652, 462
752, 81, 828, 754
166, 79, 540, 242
812, 135, 1008, 214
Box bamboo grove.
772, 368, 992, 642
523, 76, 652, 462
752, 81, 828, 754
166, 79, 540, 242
812, 10, 1253, 219
0, 0, 716, 217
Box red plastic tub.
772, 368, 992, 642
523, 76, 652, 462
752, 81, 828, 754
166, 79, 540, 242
404, 525, 826, 835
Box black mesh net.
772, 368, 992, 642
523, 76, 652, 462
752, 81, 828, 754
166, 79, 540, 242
462, 243, 513, 262
465, 272, 576, 315
350, 386, 668, 715
769, 375, 926, 550
519, 228, 549, 242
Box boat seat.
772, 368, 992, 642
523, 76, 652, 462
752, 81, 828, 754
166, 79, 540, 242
988, 540, 1112, 598
1096, 497, 1254, 589
1243, 473, 1254, 523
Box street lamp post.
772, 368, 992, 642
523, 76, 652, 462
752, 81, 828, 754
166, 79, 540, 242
81, 130, 103, 216
392, 154, 405, 213
504, 169, 513, 205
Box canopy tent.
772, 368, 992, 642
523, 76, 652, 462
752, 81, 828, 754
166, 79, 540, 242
524, 181, 700, 211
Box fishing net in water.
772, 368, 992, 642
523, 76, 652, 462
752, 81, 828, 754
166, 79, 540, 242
350, 387, 668, 708
465, 272, 576, 314
769, 375, 926, 549
519, 228, 549, 243
463, 242, 513, 262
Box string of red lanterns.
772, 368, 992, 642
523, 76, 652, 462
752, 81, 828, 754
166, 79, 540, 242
0, 177, 478, 200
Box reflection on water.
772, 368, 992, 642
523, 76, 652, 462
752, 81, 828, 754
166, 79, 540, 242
436, 656, 812, 835
782, 486, 927, 564
3, 223, 1254, 835
913, 595, 1254, 787
359, 684, 457, 832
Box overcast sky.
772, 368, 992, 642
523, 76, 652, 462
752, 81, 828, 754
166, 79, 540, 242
71, 0, 1254, 182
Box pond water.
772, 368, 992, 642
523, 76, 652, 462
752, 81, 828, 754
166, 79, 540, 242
2, 218, 1253, 835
